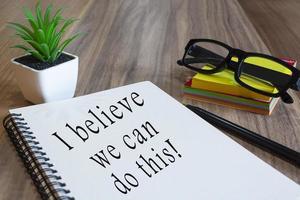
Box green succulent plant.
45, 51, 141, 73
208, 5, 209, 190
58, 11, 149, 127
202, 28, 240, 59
8, 1, 80, 63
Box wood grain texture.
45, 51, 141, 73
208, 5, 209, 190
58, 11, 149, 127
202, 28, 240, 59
238, 0, 300, 63
0, 0, 299, 199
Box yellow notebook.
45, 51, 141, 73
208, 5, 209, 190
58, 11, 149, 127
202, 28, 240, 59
191, 69, 272, 101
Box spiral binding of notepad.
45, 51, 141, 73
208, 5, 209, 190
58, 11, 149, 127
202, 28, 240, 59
3, 113, 74, 200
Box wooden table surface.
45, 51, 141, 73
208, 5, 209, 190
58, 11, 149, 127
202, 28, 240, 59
0, 0, 299, 199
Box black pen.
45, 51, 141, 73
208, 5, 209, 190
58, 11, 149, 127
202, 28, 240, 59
186, 104, 300, 167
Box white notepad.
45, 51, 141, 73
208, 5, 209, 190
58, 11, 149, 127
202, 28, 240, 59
5, 81, 300, 199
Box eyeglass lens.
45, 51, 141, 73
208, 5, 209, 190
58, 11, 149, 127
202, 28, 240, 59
184, 42, 229, 71
238, 57, 293, 95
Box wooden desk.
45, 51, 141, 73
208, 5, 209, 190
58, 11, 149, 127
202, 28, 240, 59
0, 0, 299, 199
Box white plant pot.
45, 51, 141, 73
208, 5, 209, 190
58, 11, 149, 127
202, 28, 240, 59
11, 52, 78, 104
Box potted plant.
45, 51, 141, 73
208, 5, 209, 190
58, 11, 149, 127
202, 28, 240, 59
9, 1, 81, 104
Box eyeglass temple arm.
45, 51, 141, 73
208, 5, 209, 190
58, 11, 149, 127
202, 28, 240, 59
291, 78, 300, 91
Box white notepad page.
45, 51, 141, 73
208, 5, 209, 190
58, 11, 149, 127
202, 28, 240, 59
10, 81, 300, 200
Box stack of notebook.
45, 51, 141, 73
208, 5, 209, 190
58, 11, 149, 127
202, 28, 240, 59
183, 59, 297, 115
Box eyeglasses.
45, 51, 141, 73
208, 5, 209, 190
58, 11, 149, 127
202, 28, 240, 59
177, 39, 300, 104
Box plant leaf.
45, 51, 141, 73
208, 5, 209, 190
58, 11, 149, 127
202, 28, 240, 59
50, 8, 63, 25
23, 7, 39, 33
50, 48, 59, 62
45, 19, 59, 43
12, 45, 45, 62
59, 18, 78, 34
46, 8, 63, 45
11, 44, 31, 51
49, 32, 62, 53
37, 29, 46, 42
56, 33, 81, 59
35, 0, 44, 30
28, 49, 46, 62
40, 43, 50, 59
15, 33, 31, 41
11, 29, 32, 41
8, 22, 34, 38
25, 39, 44, 55
44, 4, 53, 26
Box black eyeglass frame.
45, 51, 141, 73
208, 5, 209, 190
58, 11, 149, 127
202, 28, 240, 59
177, 38, 300, 99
